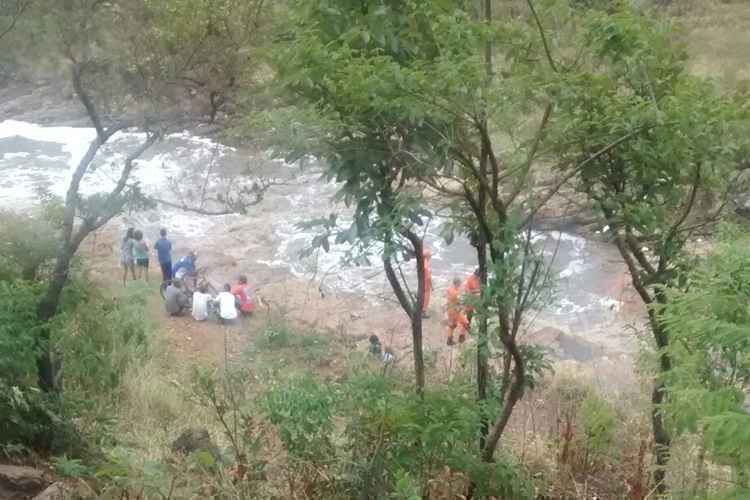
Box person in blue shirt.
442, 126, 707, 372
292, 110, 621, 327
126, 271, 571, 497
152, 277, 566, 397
154, 228, 173, 282
172, 251, 197, 284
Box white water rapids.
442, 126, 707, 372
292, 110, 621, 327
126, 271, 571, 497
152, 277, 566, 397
0, 119, 638, 357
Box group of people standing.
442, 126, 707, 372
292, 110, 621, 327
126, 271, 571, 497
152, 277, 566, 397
120, 227, 177, 287
421, 248, 481, 346
119, 228, 152, 286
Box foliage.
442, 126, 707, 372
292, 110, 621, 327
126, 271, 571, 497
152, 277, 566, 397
0, 280, 44, 386
262, 375, 336, 463
338, 369, 535, 499
0, 278, 153, 454
0, 209, 59, 281
577, 393, 617, 470
554, 3, 749, 491
55, 282, 153, 397
661, 228, 750, 494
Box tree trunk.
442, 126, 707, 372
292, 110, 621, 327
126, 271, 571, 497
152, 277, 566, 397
383, 231, 425, 395
651, 380, 670, 494
481, 332, 525, 462
36, 245, 74, 391
476, 235, 490, 449
649, 315, 672, 495
476, 0, 492, 447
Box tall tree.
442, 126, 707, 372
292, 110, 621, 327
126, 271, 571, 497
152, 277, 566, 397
553, 5, 747, 493
25, 0, 273, 390
266, 0, 461, 394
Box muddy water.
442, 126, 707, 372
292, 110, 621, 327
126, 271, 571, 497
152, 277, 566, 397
0, 120, 643, 371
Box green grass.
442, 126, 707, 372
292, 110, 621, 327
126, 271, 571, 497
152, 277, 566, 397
250, 318, 333, 362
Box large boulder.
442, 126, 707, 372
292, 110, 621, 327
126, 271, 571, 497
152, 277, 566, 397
171, 427, 221, 462
0, 464, 47, 500
33, 483, 64, 500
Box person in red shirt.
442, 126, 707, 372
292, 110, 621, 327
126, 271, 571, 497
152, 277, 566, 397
463, 267, 481, 326
446, 277, 468, 346
231, 275, 256, 315
422, 248, 433, 318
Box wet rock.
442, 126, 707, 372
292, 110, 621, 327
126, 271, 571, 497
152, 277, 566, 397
171, 428, 221, 461
0, 464, 47, 500
733, 192, 750, 218
528, 327, 602, 362
33, 482, 64, 500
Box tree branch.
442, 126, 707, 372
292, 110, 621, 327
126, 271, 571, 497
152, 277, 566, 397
0, 0, 31, 42
521, 125, 656, 228
71, 62, 106, 141
526, 0, 558, 73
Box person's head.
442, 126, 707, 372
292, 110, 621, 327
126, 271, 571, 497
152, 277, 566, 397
473, 267, 480, 277
369, 334, 380, 345
160, 228, 167, 238
198, 284, 208, 294
134, 229, 143, 241
223, 283, 231, 292
189, 251, 197, 262
124, 227, 135, 240
453, 277, 461, 287
238, 275, 248, 284
423, 248, 432, 259
172, 279, 182, 289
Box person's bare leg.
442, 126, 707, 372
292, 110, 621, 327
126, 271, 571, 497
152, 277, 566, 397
122, 265, 127, 288
129, 262, 136, 281
144, 265, 149, 282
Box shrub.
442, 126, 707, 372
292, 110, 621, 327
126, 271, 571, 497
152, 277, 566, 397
0, 208, 59, 281
0, 280, 44, 386
261, 374, 337, 497
338, 369, 535, 499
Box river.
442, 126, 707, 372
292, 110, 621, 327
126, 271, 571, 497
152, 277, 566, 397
0, 119, 641, 367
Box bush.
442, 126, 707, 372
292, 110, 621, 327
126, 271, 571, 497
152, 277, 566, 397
338, 370, 534, 499
0, 208, 59, 281
261, 375, 337, 497
0, 280, 44, 386
0, 277, 154, 455
55, 282, 153, 398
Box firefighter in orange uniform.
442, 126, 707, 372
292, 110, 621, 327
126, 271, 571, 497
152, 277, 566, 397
463, 267, 481, 326
422, 248, 433, 318
446, 277, 468, 346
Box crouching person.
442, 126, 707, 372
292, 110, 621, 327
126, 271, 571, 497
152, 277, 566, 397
165, 279, 189, 316
192, 284, 212, 321
216, 284, 238, 324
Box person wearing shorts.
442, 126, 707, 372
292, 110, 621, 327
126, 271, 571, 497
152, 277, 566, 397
120, 227, 136, 288
132, 229, 150, 281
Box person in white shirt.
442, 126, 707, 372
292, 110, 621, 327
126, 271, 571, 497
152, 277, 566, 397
216, 283, 238, 323
192, 284, 212, 321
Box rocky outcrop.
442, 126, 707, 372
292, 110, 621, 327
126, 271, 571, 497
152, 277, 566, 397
32, 483, 64, 500
0, 464, 47, 500
171, 427, 221, 462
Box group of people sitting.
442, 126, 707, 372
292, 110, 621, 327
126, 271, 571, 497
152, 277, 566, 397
163, 275, 257, 324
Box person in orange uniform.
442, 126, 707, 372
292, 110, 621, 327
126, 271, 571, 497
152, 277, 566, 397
422, 248, 433, 318
446, 277, 468, 346
463, 267, 481, 326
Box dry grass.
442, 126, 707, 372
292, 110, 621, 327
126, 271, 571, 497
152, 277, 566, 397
114, 333, 219, 461
676, 0, 750, 87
